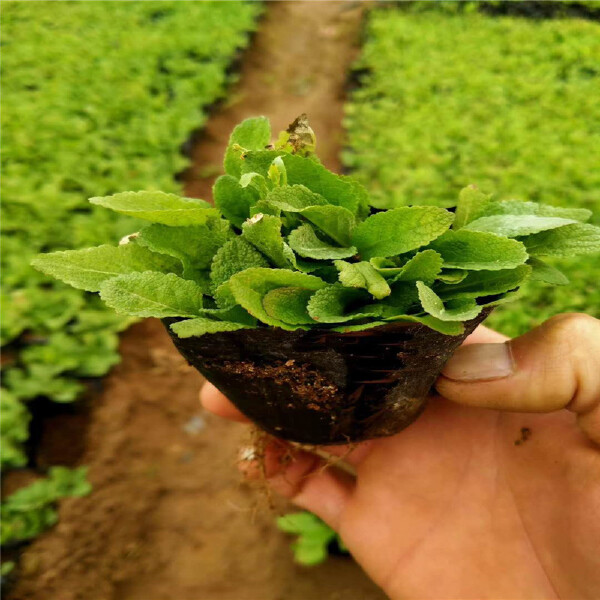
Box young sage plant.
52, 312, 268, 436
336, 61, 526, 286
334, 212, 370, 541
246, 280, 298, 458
33, 116, 600, 339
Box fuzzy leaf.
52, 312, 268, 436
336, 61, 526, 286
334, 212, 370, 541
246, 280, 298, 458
429, 230, 528, 270
99, 272, 204, 318
435, 264, 531, 300
437, 270, 469, 284
288, 224, 357, 260
229, 268, 326, 329
240, 172, 270, 198
224, 116, 271, 178
334, 261, 391, 300
369, 257, 405, 276
265, 186, 355, 245
210, 238, 270, 288
482, 200, 592, 222
523, 223, 600, 257
301, 205, 356, 246
453, 185, 492, 229
213, 175, 258, 228
264, 185, 327, 211
267, 156, 288, 186
375, 314, 465, 336
417, 282, 483, 322
262, 287, 316, 325
464, 214, 577, 238
89, 191, 217, 226
330, 321, 389, 333
170, 318, 250, 338
196, 304, 257, 326
31, 244, 181, 292
527, 257, 569, 285
390, 250, 443, 284
242, 214, 295, 268
373, 282, 419, 318
137, 220, 232, 277
307, 285, 380, 323
351, 207, 453, 260
243, 151, 365, 215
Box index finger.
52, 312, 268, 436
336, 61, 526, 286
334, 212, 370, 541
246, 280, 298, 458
200, 382, 249, 423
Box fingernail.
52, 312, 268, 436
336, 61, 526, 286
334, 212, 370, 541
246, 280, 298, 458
441, 342, 514, 382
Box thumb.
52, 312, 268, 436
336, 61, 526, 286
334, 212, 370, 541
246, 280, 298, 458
436, 313, 600, 444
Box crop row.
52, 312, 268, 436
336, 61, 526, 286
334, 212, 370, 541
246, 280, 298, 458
0, 0, 260, 546
343, 6, 600, 336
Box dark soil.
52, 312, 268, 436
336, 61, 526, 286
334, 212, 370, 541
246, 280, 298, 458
168, 313, 489, 445
8, 2, 387, 599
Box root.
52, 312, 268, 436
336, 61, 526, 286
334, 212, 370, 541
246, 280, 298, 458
237, 428, 359, 513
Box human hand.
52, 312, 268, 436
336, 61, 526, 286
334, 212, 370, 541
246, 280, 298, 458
200, 313, 600, 600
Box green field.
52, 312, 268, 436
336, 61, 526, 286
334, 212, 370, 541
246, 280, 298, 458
344, 8, 600, 336
1, 0, 259, 544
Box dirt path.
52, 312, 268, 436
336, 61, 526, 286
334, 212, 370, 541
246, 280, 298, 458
10, 2, 386, 599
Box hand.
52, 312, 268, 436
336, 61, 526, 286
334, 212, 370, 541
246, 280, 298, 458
200, 313, 600, 600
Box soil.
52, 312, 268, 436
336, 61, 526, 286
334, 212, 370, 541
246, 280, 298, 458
8, 2, 387, 599
168, 314, 490, 445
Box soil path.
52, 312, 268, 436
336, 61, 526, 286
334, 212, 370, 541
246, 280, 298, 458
10, 2, 386, 599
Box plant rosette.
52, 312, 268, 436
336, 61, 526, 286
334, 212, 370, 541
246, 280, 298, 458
33, 116, 600, 444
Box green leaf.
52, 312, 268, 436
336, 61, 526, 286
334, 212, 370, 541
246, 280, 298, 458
453, 185, 492, 229
307, 285, 380, 323
481, 200, 592, 223
242, 214, 295, 268
99, 272, 204, 318
464, 214, 577, 237
437, 270, 469, 284
378, 314, 465, 336
224, 116, 271, 178
240, 172, 270, 198
334, 261, 391, 299
527, 257, 569, 285
89, 191, 218, 226
1, 390, 30, 468
301, 205, 356, 246
264, 184, 327, 211
277, 511, 337, 567
268, 155, 288, 186
523, 223, 600, 257
327, 308, 466, 335
210, 238, 270, 288
243, 151, 365, 215
262, 287, 316, 325
417, 282, 483, 322
390, 250, 443, 284
351, 207, 453, 260
170, 318, 250, 338
229, 268, 326, 329
428, 230, 528, 270
137, 219, 232, 278
288, 224, 357, 260
213, 175, 258, 228
330, 321, 389, 333
195, 304, 257, 326
369, 257, 404, 275
250, 199, 283, 218
435, 264, 531, 300
31, 244, 181, 292
264, 185, 355, 246
376, 282, 420, 316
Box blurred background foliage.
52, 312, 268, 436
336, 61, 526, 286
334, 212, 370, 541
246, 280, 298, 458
344, 3, 600, 336
1, 0, 260, 544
